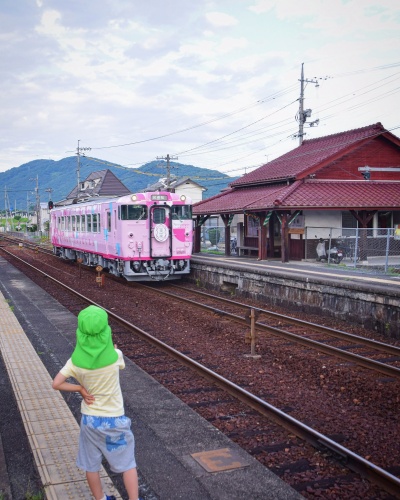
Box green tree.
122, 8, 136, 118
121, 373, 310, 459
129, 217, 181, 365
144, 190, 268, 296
208, 228, 220, 246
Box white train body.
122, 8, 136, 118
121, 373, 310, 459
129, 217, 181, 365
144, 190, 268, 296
50, 192, 193, 281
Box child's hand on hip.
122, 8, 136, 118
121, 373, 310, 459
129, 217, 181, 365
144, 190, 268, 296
80, 387, 95, 405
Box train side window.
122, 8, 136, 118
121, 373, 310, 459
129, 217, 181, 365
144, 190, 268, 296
87, 214, 92, 232
92, 214, 98, 232
97, 213, 101, 232
153, 207, 166, 224
76, 215, 80, 232
72, 215, 76, 231
81, 215, 86, 232
67, 216, 71, 231
120, 205, 148, 220
107, 212, 111, 231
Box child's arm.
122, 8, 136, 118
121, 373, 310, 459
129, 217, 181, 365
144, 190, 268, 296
52, 372, 95, 405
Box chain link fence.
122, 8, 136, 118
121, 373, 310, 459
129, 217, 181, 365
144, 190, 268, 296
305, 227, 400, 273
199, 226, 238, 254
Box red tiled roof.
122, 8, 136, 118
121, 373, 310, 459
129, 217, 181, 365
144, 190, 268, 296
193, 180, 400, 214
231, 122, 397, 187
281, 180, 400, 209
193, 184, 293, 215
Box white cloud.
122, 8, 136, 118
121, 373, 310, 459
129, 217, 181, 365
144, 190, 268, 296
0, 0, 398, 175
205, 11, 238, 27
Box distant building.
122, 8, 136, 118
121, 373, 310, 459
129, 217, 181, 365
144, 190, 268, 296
144, 176, 206, 204
56, 169, 131, 206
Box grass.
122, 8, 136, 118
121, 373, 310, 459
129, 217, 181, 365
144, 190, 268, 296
25, 491, 44, 500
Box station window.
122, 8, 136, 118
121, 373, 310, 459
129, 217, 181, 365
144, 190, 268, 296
245, 214, 259, 237
120, 205, 148, 220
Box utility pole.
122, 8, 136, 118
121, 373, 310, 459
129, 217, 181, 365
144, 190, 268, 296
30, 175, 41, 233
156, 154, 178, 191
4, 187, 9, 231
76, 140, 91, 199
297, 63, 320, 145
26, 192, 30, 231
45, 188, 53, 201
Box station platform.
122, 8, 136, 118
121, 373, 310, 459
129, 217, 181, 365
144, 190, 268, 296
191, 253, 400, 294
0, 256, 303, 500
189, 253, 400, 340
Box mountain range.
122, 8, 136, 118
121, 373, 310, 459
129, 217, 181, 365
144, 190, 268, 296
0, 156, 239, 211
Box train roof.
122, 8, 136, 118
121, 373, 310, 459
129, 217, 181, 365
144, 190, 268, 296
54, 191, 192, 209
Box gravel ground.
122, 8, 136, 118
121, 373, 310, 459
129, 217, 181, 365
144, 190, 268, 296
2, 246, 400, 499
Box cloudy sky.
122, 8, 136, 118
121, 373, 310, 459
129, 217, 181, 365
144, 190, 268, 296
1, 0, 399, 177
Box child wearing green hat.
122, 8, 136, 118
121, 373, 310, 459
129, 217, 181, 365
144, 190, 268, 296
52, 305, 139, 500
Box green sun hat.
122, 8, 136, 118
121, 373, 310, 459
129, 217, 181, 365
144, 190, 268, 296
71, 305, 118, 370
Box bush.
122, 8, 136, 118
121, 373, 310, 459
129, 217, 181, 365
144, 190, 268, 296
208, 227, 220, 246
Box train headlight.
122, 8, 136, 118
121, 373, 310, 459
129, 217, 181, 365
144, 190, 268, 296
180, 195, 186, 201
131, 195, 138, 201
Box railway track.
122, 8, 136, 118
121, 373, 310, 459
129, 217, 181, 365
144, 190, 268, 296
141, 283, 400, 379
1, 241, 400, 498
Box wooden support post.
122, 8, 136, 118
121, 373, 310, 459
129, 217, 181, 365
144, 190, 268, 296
221, 214, 231, 256
244, 308, 261, 359
96, 265, 104, 287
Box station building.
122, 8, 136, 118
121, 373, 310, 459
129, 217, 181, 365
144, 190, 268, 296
192, 122, 400, 262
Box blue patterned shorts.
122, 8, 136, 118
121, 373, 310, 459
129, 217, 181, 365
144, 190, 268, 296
77, 415, 136, 473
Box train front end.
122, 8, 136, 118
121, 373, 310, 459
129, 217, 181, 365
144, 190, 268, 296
119, 192, 193, 281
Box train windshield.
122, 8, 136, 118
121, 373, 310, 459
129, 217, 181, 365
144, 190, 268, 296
120, 205, 148, 220
171, 205, 192, 220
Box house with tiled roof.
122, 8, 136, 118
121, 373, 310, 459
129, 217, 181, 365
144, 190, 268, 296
144, 176, 206, 204
56, 169, 131, 206
192, 123, 400, 261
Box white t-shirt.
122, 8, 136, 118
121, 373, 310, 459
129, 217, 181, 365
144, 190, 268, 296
60, 349, 125, 417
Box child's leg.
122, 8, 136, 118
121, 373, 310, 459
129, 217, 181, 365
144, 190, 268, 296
123, 467, 139, 500
86, 471, 104, 500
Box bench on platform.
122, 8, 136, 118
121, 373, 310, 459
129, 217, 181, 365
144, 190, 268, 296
237, 245, 258, 256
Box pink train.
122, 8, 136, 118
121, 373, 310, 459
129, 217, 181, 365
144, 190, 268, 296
50, 191, 193, 281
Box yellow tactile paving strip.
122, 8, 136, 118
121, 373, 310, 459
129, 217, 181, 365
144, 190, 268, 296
0, 294, 121, 499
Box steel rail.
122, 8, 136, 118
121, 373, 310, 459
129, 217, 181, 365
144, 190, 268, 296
170, 284, 400, 357
142, 284, 400, 380
2, 248, 400, 496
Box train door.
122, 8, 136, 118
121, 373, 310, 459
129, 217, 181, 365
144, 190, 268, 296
150, 205, 172, 258
104, 207, 111, 252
